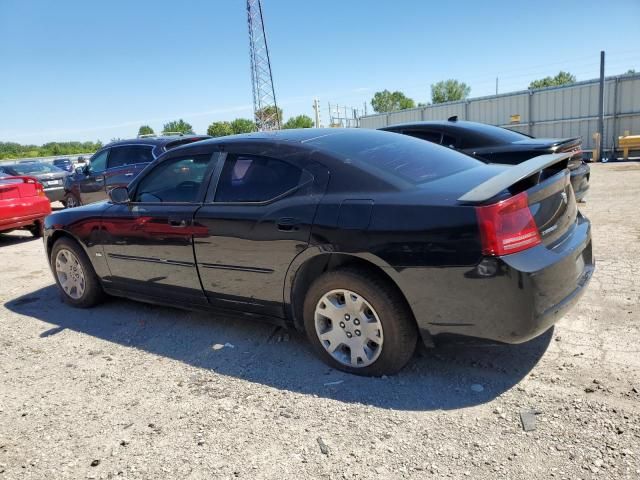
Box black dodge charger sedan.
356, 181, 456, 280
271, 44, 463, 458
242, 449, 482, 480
43, 129, 594, 375
381, 118, 590, 201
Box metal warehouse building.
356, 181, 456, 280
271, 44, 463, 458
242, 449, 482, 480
359, 73, 640, 157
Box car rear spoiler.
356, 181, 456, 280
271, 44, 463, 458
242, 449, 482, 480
0, 175, 40, 185
458, 152, 572, 204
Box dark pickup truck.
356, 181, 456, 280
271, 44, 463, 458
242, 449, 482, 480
63, 135, 209, 207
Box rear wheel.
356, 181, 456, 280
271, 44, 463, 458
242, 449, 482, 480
64, 193, 81, 209
51, 237, 104, 308
303, 268, 417, 376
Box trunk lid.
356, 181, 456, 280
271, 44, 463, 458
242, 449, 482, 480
526, 170, 576, 247
513, 137, 583, 170
459, 153, 577, 252
0, 176, 40, 200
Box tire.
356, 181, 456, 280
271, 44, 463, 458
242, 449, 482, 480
28, 220, 43, 238
50, 237, 104, 308
64, 193, 81, 209
303, 268, 417, 376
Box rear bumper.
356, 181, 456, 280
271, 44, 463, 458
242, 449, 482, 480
570, 163, 590, 201
43, 187, 65, 202
393, 214, 594, 345
0, 214, 44, 232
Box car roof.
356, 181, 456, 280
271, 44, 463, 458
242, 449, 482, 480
196, 128, 401, 147
382, 120, 492, 131
105, 135, 210, 148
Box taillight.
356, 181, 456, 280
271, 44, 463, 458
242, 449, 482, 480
475, 191, 541, 256
35, 182, 46, 197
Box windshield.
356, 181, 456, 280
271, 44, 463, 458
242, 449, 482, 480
12, 162, 63, 174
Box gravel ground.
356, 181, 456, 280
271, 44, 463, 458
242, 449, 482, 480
1, 163, 639, 479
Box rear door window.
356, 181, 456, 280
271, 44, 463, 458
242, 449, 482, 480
107, 145, 154, 169
214, 155, 305, 203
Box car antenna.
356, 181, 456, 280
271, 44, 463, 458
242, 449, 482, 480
448, 115, 458, 122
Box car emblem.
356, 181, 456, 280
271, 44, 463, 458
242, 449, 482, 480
560, 191, 568, 204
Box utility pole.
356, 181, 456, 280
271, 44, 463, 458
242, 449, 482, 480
597, 50, 605, 161
363, 102, 368, 116
312, 97, 321, 128
495, 77, 498, 95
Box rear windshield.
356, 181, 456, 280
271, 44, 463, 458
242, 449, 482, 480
307, 129, 482, 185
11, 163, 62, 174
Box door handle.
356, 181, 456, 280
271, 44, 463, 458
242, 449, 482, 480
277, 217, 300, 231
124, 173, 134, 177
168, 218, 190, 228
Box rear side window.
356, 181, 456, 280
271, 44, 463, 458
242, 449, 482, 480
108, 146, 154, 169
404, 130, 442, 144
134, 154, 213, 203
215, 155, 304, 203
308, 130, 481, 185
441, 134, 456, 147
455, 123, 530, 148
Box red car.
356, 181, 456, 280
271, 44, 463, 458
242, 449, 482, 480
0, 176, 51, 237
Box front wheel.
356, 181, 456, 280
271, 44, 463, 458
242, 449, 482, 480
303, 268, 417, 376
50, 237, 104, 308
64, 193, 81, 209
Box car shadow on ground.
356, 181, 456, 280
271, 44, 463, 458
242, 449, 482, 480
0, 232, 39, 246
5, 285, 552, 411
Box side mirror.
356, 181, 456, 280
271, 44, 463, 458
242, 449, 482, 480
109, 186, 130, 204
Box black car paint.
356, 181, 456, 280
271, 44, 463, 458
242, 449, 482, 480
381, 121, 590, 201
64, 135, 210, 205
44, 129, 594, 346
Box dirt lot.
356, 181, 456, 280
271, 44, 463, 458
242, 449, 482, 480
1, 163, 639, 479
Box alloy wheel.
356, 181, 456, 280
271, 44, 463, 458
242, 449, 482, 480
66, 196, 79, 208
55, 248, 86, 300
314, 289, 384, 368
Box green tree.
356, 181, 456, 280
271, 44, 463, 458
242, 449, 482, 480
528, 71, 576, 89
230, 118, 256, 134
138, 125, 154, 136
282, 114, 314, 129
430, 80, 471, 104
207, 121, 234, 137
0, 140, 103, 160
626, 69, 636, 74
162, 119, 194, 135
255, 106, 283, 130
370, 90, 416, 113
